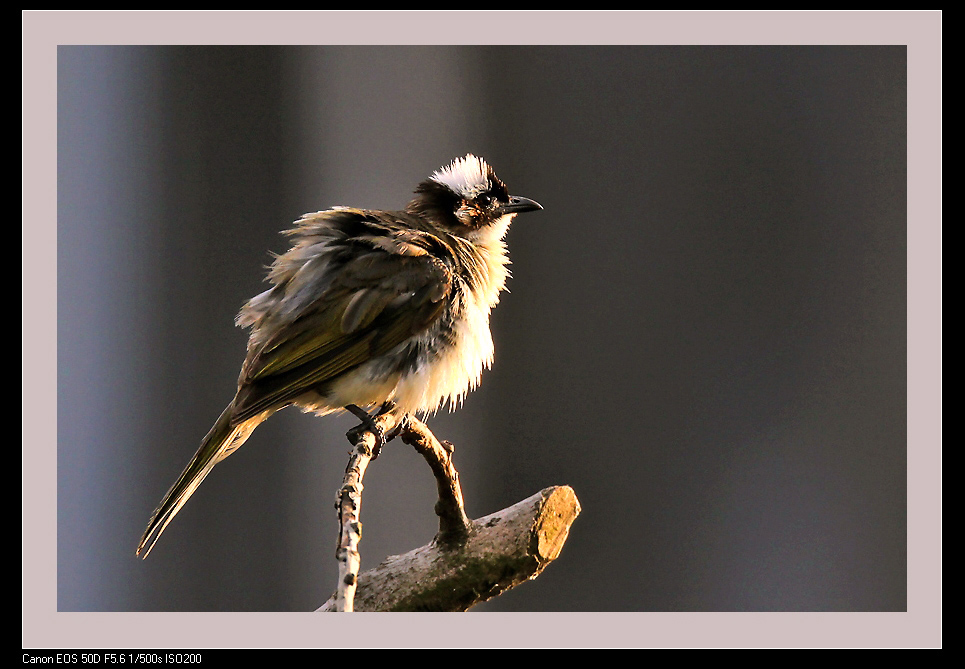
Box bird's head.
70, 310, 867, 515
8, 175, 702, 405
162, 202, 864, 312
406, 154, 542, 236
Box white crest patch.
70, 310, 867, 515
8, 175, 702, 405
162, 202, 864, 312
430, 154, 491, 199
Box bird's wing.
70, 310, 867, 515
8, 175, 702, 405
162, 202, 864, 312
229, 212, 454, 423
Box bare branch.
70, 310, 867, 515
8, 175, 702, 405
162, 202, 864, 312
318, 485, 581, 612
334, 406, 405, 612
398, 415, 473, 544
331, 408, 580, 612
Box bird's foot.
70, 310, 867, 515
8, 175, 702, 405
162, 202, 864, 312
345, 403, 408, 459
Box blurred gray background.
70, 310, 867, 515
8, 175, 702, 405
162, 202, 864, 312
57, 45, 906, 612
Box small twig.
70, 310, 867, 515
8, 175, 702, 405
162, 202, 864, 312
399, 415, 473, 545
334, 406, 404, 612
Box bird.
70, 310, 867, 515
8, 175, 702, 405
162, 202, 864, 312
136, 154, 542, 558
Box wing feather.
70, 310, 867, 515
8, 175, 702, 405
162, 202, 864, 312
230, 209, 454, 424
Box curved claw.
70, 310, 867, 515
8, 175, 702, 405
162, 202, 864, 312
345, 403, 408, 459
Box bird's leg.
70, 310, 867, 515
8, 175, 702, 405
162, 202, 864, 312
376, 401, 410, 443
345, 404, 384, 458
345, 402, 407, 459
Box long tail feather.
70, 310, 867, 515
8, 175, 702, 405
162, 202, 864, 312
136, 404, 254, 558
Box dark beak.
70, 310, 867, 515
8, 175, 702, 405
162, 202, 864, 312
499, 195, 543, 216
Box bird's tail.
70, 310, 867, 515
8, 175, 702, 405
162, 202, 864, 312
136, 403, 256, 558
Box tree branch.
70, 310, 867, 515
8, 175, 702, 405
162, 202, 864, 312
330, 408, 580, 612
398, 415, 473, 545
319, 485, 581, 612
333, 406, 405, 612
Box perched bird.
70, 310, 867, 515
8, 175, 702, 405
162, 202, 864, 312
136, 154, 542, 558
